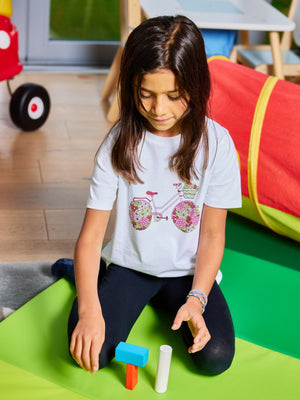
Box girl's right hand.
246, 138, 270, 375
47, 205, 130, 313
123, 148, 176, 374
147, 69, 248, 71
70, 312, 105, 374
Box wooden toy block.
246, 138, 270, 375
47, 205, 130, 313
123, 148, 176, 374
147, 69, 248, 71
115, 342, 149, 367
126, 364, 138, 390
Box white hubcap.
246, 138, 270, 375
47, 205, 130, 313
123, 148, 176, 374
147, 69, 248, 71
28, 97, 44, 119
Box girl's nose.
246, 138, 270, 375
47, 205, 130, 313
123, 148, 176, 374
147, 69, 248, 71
151, 96, 166, 116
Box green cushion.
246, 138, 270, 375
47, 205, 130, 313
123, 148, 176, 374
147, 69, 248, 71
220, 249, 300, 359
226, 213, 300, 272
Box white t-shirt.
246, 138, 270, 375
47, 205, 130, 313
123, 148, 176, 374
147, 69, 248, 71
87, 118, 242, 278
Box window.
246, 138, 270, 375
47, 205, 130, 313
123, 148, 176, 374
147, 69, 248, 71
11, 0, 120, 67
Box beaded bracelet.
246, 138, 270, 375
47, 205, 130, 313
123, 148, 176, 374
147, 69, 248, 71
189, 289, 208, 305
186, 289, 208, 314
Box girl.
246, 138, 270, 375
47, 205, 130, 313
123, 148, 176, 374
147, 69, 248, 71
68, 15, 241, 376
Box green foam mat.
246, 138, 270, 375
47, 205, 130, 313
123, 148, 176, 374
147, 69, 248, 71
226, 213, 300, 272
220, 249, 300, 359
0, 246, 299, 400
0, 360, 90, 400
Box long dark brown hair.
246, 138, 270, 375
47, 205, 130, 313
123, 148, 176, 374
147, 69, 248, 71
110, 15, 211, 184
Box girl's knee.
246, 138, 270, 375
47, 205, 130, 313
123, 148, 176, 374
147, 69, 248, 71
98, 340, 118, 369
98, 350, 114, 370
191, 340, 235, 375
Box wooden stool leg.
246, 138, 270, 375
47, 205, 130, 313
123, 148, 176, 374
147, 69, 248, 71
240, 30, 250, 45
102, 0, 143, 121
269, 31, 284, 80
107, 90, 120, 123
101, 45, 123, 100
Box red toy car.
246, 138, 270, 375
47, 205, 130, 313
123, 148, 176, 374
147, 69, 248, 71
0, 1, 50, 131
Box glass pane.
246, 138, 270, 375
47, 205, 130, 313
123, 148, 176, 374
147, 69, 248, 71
49, 0, 120, 41
271, 0, 290, 16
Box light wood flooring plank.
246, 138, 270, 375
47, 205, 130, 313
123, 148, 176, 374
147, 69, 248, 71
0, 183, 90, 209
39, 150, 95, 183
0, 165, 41, 184
0, 240, 76, 262
0, 210, 48, 241
45, 209, 85, 240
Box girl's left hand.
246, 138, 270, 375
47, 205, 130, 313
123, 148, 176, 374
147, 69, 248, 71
171, 297, 211, 353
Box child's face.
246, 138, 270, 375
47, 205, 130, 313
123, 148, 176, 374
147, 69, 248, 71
135, 69, 188, 137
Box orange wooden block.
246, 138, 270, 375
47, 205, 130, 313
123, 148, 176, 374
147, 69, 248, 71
126, 364, 138, 390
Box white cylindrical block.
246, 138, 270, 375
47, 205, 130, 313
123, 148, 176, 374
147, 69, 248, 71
154, 345, 173, 393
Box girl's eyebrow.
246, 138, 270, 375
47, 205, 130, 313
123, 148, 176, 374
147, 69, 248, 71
140, 87, 179, 94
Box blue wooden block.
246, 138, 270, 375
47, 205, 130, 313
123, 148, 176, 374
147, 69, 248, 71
115, 342, 149, 367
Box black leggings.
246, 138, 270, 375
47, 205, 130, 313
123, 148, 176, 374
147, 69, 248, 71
68, 260, 235, 375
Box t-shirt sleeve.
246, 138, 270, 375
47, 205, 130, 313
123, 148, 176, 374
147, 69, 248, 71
204, 128, 242, 209
86, 137, 118, 210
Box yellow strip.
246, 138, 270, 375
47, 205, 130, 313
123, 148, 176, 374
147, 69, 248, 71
207, 55, 229, 63
248, 75, 280, 233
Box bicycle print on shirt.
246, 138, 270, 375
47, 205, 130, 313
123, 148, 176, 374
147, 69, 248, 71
129, 183, 200, 233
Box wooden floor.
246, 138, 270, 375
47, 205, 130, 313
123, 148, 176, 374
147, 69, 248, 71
0, 72, 114, 262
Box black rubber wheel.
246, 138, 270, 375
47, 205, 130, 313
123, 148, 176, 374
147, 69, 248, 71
9, 83, 50, 131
